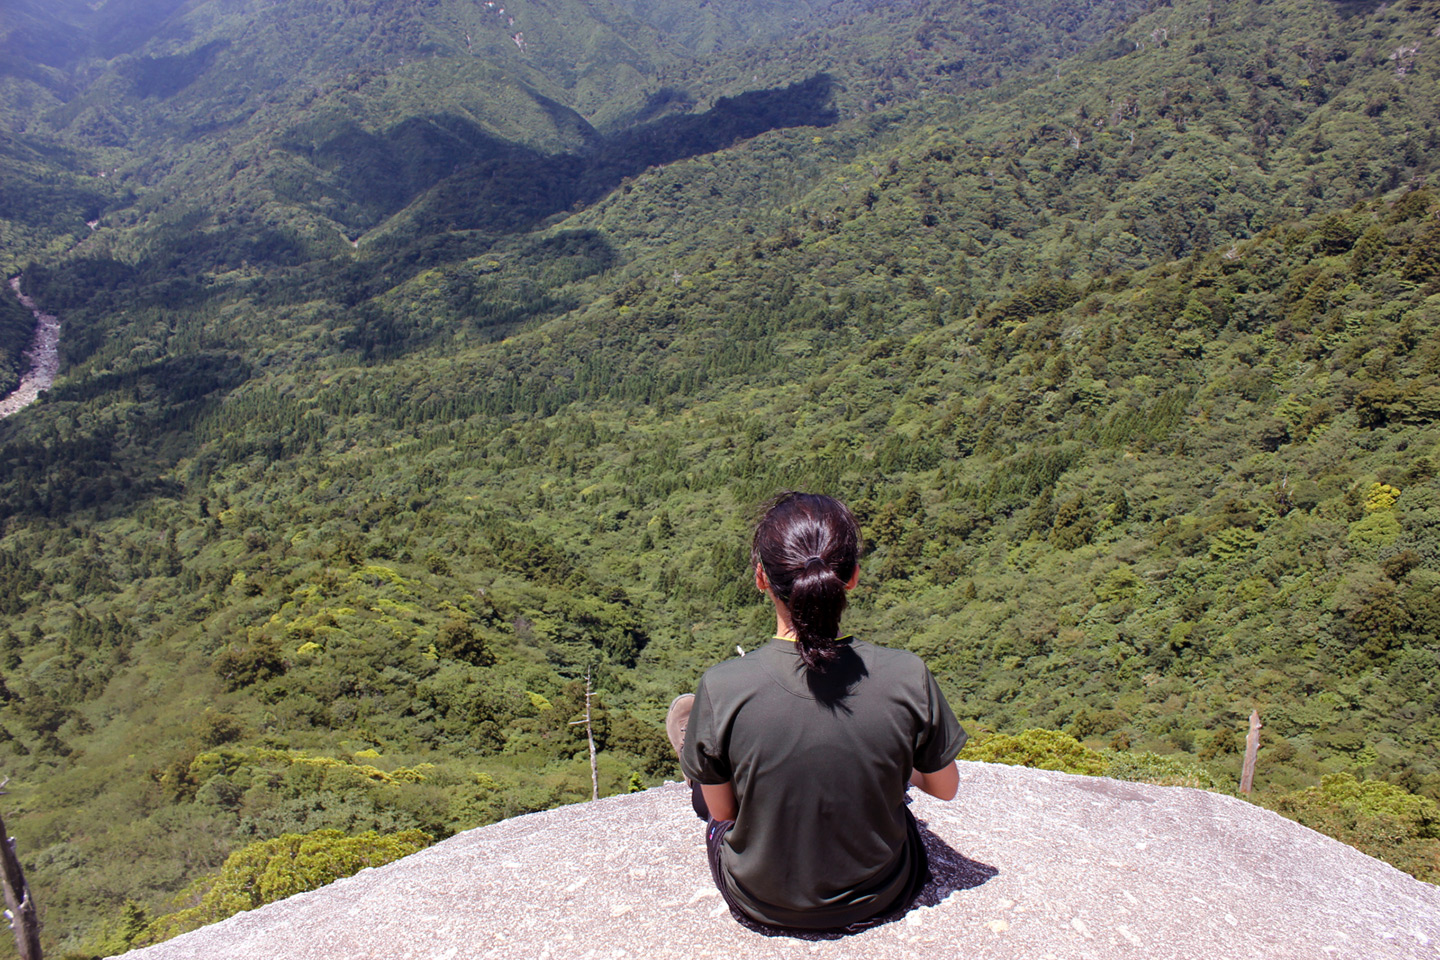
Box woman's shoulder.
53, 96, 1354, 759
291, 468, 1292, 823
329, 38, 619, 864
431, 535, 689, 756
850, 638, 933, 678
697, 646, 770, 688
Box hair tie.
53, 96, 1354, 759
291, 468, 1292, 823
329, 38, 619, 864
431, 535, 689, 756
804, 555, 825, 568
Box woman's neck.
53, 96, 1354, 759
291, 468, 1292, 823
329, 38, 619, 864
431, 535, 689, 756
772, 596, 796, 640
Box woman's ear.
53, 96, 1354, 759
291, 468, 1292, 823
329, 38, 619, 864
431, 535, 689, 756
755, 564, 769, 593
843, 566, 860, 590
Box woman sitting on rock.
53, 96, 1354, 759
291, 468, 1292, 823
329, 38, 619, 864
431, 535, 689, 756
667, 491, 967, 931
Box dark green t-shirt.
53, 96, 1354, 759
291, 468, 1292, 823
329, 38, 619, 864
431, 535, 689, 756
680, 637, 967, 929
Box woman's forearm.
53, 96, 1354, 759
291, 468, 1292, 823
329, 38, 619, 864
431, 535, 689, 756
909, 762, 959, 801
701, 781, 739, 821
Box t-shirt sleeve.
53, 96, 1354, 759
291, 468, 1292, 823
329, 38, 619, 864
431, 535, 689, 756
913, 665, 967, 774
680, 674, 732, 785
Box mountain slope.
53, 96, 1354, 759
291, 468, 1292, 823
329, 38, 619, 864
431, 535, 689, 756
0, 0, 1439, 954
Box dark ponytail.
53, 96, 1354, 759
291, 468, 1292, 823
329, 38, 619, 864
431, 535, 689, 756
752, 492, 861, 672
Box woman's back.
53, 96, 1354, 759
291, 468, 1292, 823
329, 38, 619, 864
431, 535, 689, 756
675, 491, 966, 931
684, 635, 963, 929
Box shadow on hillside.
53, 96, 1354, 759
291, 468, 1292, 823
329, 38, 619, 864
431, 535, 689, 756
278, 72, 838, 243
117, 72, 837, 339
1328, 0, 1390, 17
0, 352, 248, 520
127, 39, 230, 98
733, 820, 999, 942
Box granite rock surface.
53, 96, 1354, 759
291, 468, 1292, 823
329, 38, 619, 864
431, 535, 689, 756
116, 760, 1440, 960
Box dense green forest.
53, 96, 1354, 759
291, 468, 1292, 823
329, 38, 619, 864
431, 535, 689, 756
0, 0, 1438, 954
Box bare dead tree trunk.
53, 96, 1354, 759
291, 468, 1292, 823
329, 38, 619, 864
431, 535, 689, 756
584, 668, 598, 801
1240, 709, 1262, 795
569, 667, 599, 801
0, 787, 41, 960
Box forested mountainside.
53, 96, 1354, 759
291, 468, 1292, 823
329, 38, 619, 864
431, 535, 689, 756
0, 0, 1438, 954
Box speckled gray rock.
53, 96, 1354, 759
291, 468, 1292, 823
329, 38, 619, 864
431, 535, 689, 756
116, 761, 1440, 960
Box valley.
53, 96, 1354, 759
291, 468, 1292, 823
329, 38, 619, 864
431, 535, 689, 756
0, 0, 1436, 953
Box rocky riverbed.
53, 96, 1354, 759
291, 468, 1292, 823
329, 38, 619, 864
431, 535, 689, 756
1, 276, 61, 418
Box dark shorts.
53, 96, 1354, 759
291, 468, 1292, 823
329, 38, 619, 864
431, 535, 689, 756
704, 816, 746, 918
691, 782, 749, 920
690, 782, 929, 932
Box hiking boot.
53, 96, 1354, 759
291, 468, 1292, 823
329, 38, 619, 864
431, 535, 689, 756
666, 693, 694, 783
